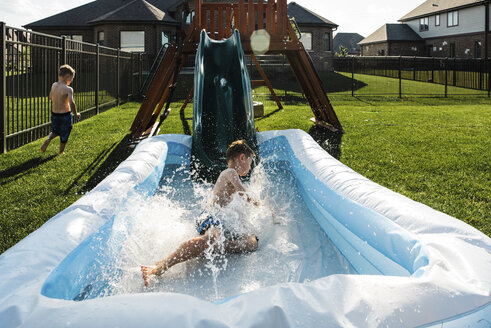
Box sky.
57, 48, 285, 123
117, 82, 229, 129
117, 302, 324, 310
0, 0, 426, 37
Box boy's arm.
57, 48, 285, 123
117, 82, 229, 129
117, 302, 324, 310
49, 83, 55, 101
227, 170, 260, 206
68, 87, 80, 119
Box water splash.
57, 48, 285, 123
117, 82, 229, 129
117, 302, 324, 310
91, 160, 354, 301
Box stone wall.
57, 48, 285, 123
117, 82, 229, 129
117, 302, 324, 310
424, 32, 488, 58
361, 32, 490, 58
32, 28, 94, 43
30, 24, 178, 59
297, 25, 335, 71
360, 42, 389, 56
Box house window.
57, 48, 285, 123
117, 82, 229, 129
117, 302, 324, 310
449, 43, 456, 58
162, 31, 170, 45
447, 11, 459, 27
97, 31, 104, 46
300, 32, 312, 51
378, 49, 385, 56
120, 31, 145, 52
63, 35, 83, 42
324, 32, 331, 51
435, 14, 440, 26
419, 17, 429, 31
474, 41, 482, 59
427, 44, 433, 57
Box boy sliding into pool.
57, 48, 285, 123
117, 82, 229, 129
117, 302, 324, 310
40, 64, 81, 154
141, 140, 260, 287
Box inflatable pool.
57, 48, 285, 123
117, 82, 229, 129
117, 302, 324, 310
0, 129, 489, 327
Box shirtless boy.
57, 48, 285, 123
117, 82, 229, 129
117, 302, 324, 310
141, 140, 260, 287
40, 64, 81, 154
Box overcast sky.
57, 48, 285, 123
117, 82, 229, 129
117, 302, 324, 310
0, 0, 425, 37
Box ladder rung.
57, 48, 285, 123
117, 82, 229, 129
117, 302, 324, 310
251, 80, 266, 86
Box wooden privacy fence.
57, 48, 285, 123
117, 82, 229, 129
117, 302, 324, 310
0, 23, 145, 153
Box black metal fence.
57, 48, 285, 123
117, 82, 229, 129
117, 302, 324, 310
332, 56, 491, 97
1, 23, 149, 153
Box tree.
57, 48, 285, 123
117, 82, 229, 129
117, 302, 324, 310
335, 45, 349, 57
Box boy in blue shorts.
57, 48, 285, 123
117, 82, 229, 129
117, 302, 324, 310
141, 140, 261, 287
40, 64, 81, 154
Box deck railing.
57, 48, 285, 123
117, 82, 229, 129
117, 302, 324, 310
195, 0, 288, 40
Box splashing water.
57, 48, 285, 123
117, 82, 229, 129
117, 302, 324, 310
92, 160, 355, 302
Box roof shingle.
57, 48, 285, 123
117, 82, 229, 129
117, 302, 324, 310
287, 2, 338, 27
333, 32, 364, 54
358, 24, 424, 45
88, 0, 177, 24
399, 0, 486, 22
25, 0, 179, 28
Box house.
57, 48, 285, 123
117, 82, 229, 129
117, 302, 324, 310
359, 0, 490, 58
24, 0, 186, 59
287, 2, 338, 68
333, 32, 364, 55
358, 24, 425, 56
6, 29, 30, 69
24, 0, 337, 68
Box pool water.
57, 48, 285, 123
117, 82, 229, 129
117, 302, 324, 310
84, 161, 354, 302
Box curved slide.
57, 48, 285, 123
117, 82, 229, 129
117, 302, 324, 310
192, 29, 257, 179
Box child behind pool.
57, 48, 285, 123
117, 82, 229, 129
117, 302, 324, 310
141, 140, 261, 287
40, 64, 81, 154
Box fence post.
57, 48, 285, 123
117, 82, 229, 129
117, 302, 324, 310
96, 44, 100, 114
488, 58, 490, 98
117, 49, 120, 106
61, 36, 67, 64
351, 56, 355, 96
431, 57, 435, 82
398, 56, 402, 98
139, 53, 143, 93
444, 57, 448, 97
413, 56, 416, 80
1, 22, 6, 153
453, 58, 456, 86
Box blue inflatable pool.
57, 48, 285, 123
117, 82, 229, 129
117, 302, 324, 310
0, 130, 489, 327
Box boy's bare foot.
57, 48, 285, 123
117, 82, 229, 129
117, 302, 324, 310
40, 141, 49, 153
141, 265, 156, 287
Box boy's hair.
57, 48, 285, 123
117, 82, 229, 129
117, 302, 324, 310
226, 140, 255, 162
58, 64, 75, 78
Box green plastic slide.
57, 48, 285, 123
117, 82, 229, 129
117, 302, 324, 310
192, 29, 257, 180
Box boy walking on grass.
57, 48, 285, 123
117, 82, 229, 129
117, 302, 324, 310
141, 140, 262, 287
40, 64, 81, 154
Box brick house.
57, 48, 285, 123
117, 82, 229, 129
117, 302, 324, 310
359, 0, 490, 58
25, 0, 337, 67
333, 32, 364, 55
359, 24, 426, 56
287, 2, 338, 70
24, 0, 186, 59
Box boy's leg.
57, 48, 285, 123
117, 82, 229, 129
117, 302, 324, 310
59, 142, 67, 154
40, 133, 57, 152
225, 235, 258, 254
141, 228, 220, 286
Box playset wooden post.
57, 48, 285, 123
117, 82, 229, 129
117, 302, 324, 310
130, 0, 342, 137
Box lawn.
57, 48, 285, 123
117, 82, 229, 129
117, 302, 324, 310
0, 95, 490, 254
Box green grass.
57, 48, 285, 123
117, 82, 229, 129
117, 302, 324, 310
0, 103, 137, 253
1, 95, 490, 255
5, 91, 115, 134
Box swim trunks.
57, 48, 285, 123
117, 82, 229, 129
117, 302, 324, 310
196, 211, 239, 240
51, 112, 73, 143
